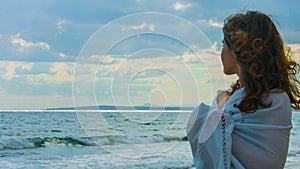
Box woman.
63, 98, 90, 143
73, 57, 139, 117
186, 11, 300, 169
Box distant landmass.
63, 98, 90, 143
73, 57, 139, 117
46, 105, 193, 111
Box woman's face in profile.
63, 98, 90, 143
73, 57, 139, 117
221, 39, 239, 75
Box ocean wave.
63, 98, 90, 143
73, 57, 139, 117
91, 134, 188, 146
0, 137, 96, 150
0, 135, 188, 150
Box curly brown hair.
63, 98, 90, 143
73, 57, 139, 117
223, 10, 300, 113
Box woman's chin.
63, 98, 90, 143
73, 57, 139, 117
223, 70, 236, 75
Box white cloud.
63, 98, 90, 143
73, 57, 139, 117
50, 62, 74, 84
122, 22, 156, 31
181, 52, 200, 63
74, 86, 83, 94
56, 20, 66, 34
201, 41, 220, 54
198, 19, 223, 28
134, 77, 164, 84
23, 62, 74, 84
181, 42, 220, 63
287, 43, 300, 62
25, 73, 49, 84
0, 61, 33, 80
148, 24, 156, 31
0, 61, 73, 84
59, 53, 67, 58
11, 37, 51, 50
102, 55, 115, 64
172, 2, 192, 11
89, 54, 125, 65
132, 22, 147, 30
91, 55, 114, 64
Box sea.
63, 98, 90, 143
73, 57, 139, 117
0, 110, 299, 169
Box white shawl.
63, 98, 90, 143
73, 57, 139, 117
186, 88, 292, 169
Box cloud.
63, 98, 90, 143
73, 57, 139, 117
90, 54, 124, 65
0, 61, 33, 80
56, 20, 66, 34
122, 22, 156, 31
198, 19, 223, 28
201, 41, 220, 54
50, 62, 74, 84
59, 53, 67, 58
148, 24, 155, 31
134, 77, 164, 84
0, 33, 76, 62
25, 62, 74, 85
179, 42, 221, 65
287, 43, 300, 62
0, 61, 74, 84
180, 52, 200, 63
25, 73, 50, 85
11, 36, 51, 50
91, 43, 222, 80
172, 2, 192, 11
131, 22, 147, 30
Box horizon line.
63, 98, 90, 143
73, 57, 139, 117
0, 109, 193, 113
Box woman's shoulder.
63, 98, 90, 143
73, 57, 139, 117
267, 90, 290, 103
225, 88, 290, 109
247, 91, 292, 125
264, 91, 291, 112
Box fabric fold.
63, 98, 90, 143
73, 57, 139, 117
187, 88, 292, 169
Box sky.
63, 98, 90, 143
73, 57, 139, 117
0, 0, 299, 110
